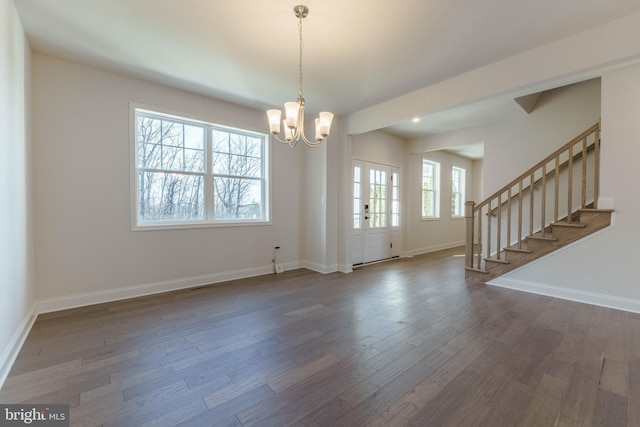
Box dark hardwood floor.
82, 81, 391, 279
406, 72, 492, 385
1, 246, 638, 426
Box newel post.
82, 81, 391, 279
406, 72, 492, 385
465, 201, 475, 269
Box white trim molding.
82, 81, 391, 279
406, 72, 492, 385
302, 261, 339, 275
488, 277, 640, 314
407, 241, 465, 258
36, 264, 279, 314
0, 303, 37, 389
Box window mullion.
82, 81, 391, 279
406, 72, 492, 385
205, 126, 215, 220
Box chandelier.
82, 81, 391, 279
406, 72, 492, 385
266, 5, 334, 148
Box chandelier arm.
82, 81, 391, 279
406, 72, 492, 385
271, 133, 295, 145
295, 101, 323, 146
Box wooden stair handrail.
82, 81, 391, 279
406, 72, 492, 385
486, 143, 596, 216
474, 122, 600, 213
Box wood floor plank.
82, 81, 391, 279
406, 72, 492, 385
591, 388, 628, 427
600, 357, 630, 398
2, 246, 640, 426
516, 373, 569, 426
235, 355, 377, 426
365, 379, 442, 427
629, 358, 640, 427
330, 358, 435, 426
408, 368, 482, 426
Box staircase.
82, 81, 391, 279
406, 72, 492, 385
465, 122, 613, 283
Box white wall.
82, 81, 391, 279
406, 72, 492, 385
295, 116, 343, 274
32, 54, 303, 305
352, 130, 406, 167
303, 137, 328, 271
472, 159, 484, 202
495, 62, 640, 311
0, 0, 34, 383
409, 78, 601, 198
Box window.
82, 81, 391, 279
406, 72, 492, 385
451, 166, 466, 217
353, 165, 362, 229
392, 171, 400, 227
133, 108, 268, 228
421, 159, 440, 218
369, 168, 387, 228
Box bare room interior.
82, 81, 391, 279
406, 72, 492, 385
3, 0, 640, 425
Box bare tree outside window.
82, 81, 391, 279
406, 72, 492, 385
136, 115, 205, 222
212, 130, 263, 220
134, 109, 268, 227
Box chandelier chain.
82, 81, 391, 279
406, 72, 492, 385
298, 10, 304, 100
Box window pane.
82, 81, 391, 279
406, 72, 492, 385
137, 117, 163, 168
212, 132, 262, 178
452, 167, 465, 216
184, 125, 204, 149
139, 142, 162, 169
423, 190, 434, 217
162, 146, 183, 171
138, 171, 204, 221
137, 116, 205, 173
214, 177, 263, 220
184, 148, 204, 173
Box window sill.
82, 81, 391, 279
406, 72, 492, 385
132, 220, 271, 231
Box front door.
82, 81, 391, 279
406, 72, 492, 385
352, 161, 400, 265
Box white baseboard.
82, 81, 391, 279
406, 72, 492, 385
408, 241, 465, 257
338, 264, 353, 273
0, 303, 37, 389
36, 264, 281, 314
302, 261, 339, 274
488, 277, 640, 314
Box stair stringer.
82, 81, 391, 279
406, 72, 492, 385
465, 209, 613, 283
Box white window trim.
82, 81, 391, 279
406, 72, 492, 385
130, 103, 271, 231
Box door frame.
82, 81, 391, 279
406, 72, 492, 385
351, 159, 401, 265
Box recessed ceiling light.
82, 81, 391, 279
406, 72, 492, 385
412, 117, 420, 123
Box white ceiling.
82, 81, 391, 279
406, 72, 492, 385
13, 0, 640, 144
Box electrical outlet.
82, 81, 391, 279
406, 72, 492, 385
275, 264, 285, 274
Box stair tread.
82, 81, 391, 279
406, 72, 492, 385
551, 221, 586, 228
484, 257, 509, 264
465, 267, 489, 274
504, 247, 533, 253
579, 208, 615, 213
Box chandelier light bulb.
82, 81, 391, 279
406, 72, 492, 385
266, 109, 282, 134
